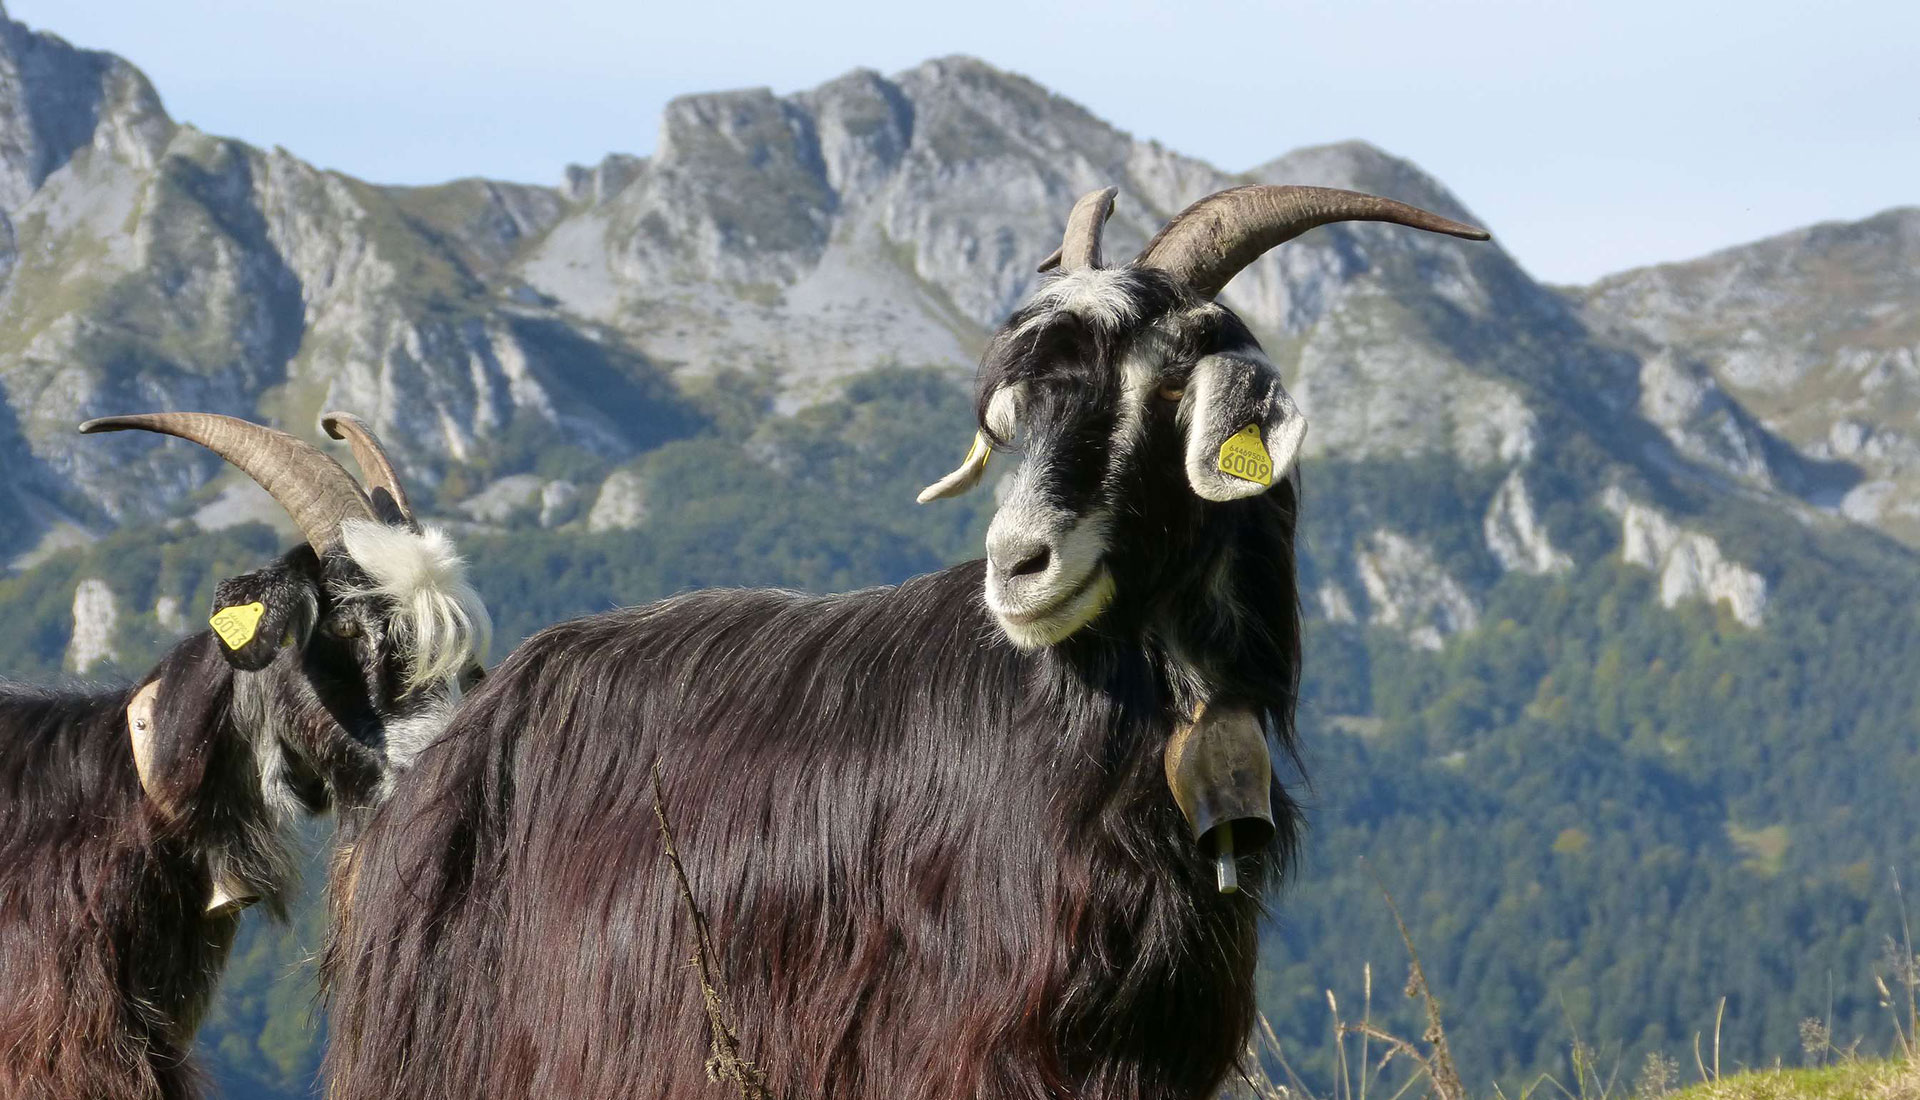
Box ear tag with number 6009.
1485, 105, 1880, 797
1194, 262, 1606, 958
209, 602, 266, 651
1216, 424, 1272, 486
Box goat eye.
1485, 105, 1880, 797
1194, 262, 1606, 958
1158, 383, 1186, 401
323, 616, 361, 640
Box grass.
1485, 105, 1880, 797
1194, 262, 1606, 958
1224, 869, 1920, 1100
1664, 1060, 1920, 1100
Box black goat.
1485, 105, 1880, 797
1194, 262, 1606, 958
323, 186, 1487, 1100
0, 412, 488, 1099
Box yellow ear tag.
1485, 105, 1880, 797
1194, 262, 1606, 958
1216, 424, 1273, 486
209, 603, 266, 650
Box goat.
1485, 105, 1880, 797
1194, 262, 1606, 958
0, 412, 489, 1100
322, 185, 1488, 1100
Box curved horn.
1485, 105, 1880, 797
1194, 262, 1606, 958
916, 431, 992, 504
322, 411, 419, 530
79, 412, 374, 553
1137, 184, 1490, 298
1036, 186, 1119, 273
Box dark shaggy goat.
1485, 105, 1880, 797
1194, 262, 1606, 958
323, 186, 1487, 1100
0, 413, 487, 1100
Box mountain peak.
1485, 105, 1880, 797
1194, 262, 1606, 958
1250, 140, 1478, 227
893, 54, 1023, 87
0, 7, 174, 211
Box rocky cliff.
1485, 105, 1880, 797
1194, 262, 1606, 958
5, 10, 1919, 1095
4, 8, 1894, 655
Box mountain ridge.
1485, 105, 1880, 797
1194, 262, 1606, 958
1, 10, 1917, 1097
0, 10, 1904, 566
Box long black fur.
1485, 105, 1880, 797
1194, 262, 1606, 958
0, 635, 278, 1100
325, 265, 1305, 1100
1, 538, 474, 1099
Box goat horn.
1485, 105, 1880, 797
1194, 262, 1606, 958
916, 431, 992, 504
1136, 184, 1490, 299
79, 412, 374, 553
322, 411, 420, 531
1036, 186, 1119, 272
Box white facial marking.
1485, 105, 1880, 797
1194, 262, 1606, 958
1110, 341, 1162, 469
983, 461, 1117, 648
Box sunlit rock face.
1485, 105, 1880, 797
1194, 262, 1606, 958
65, 576, 118, 673
1354, 530, 1480, 651
1602, 488, 1768, 628
0, 3, 1901, 657
1485, 470, 1571, 577
1581, 207, 1920, 545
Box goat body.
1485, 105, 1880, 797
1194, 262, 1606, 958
0, 636, 283, 1100
323, 179, 1494, 1100
327, 557, 1298, 1100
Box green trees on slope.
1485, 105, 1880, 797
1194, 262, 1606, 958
2, 367, 1915, 1097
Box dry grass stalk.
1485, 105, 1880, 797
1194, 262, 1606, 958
651, 763, 772, 1100
1374, 874, 1467, 1100
1889, 870, 1919, 1064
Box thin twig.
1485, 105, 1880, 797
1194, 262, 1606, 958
1555, 994, 1585, 1096
651, 762, 772, 1100
1345, 1026, 1432, 1100
1597, 1048, 1620, 1099
1528, 1071, 1578, 1100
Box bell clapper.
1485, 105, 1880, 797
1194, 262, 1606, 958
1214, 822, 1238, 895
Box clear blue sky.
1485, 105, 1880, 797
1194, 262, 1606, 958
12, 0, 1916, 285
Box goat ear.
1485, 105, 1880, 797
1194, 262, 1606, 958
1179, 352, 1307, 502
208, 564, 314, 671
124, 674, 201, 820
126, 679, 168, 804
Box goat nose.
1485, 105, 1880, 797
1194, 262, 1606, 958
1008, 546, 1051, 578
988, 532, 1055, 580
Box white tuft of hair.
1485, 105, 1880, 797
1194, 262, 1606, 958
1024, 268, 1142, 331
338, 519, 492, 693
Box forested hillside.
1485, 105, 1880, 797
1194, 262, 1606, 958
1, 7, 1916, 1097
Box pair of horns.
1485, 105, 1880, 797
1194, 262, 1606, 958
1039, 183, 1489, 297
77, 411, 417, 554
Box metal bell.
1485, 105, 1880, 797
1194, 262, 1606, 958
1163, 703, 1275, 894
205, 874, 261, 918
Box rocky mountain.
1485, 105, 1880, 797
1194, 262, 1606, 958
2, 6, 1918, 1097
5, 2, 1892, 657
1579, 208, 1920, 542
